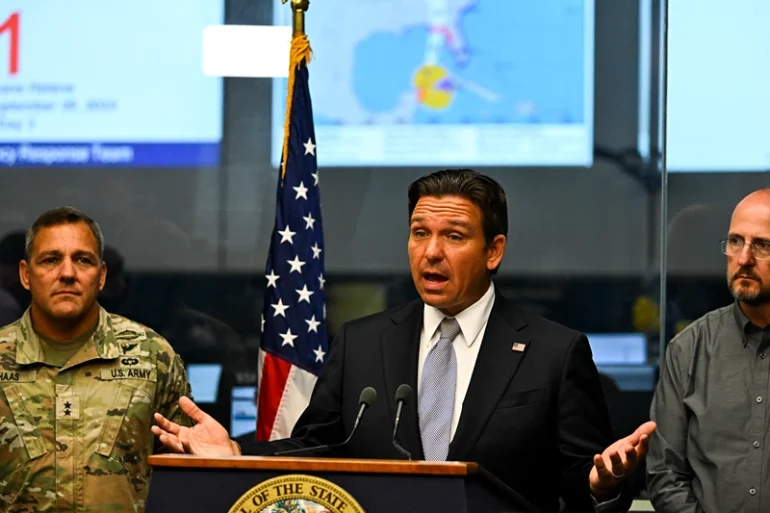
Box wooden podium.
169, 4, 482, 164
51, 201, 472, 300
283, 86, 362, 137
146, 454, 539, 512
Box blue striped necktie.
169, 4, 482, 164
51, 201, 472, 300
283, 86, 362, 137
418, 317, 461, 461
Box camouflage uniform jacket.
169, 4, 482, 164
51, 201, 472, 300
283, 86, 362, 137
0, 306, 193, 512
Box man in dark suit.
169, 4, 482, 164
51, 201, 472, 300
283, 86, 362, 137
153, 169, 656, 513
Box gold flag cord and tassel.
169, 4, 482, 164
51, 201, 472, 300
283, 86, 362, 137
280, 0, 312, 179
280, 33, 312, 179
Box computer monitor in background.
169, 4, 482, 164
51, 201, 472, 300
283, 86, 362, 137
271, 0, 596, 168
586, 333, 647, 365
185, 363, 223, 403
585, 333, 656, 391
230, 386, 258, 438
182, 346, 259, 433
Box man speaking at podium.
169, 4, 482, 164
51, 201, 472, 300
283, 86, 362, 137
154, 169, 656, 513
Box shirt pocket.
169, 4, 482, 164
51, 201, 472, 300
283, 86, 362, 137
94, 381, 155, 465
94, 355, 158, 464
85, 381, 155, 507
1, 384, 50, 463
0, 384, 52, 506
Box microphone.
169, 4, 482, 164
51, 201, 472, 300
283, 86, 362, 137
270, 386, 377, 457
391, 384, 412, 460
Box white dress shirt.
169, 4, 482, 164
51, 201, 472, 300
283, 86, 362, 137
417, 281, 495, 440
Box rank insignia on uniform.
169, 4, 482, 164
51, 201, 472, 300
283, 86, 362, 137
56, 395, 81, 419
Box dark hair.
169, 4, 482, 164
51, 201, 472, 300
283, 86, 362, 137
407, 168, 508, 245
26, 207, 104, 260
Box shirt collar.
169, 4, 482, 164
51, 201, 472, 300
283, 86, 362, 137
15, 305, 121, 365
423, 281, 496, 347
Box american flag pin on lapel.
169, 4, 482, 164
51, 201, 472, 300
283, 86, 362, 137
511, 342, 527, 352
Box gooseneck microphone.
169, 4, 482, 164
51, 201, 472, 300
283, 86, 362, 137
391, 384, 413, 460
270, 386, 377, 457
349, 386, 377, 439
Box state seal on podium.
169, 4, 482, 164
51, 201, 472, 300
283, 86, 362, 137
228, 474, 365, 513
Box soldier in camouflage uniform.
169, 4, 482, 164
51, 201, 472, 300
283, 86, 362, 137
0, 207, 192, 512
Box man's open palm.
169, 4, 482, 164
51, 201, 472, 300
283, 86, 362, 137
589, 421, 657, 499
152, 396, 238, 456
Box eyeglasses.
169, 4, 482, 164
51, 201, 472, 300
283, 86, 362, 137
720, 237, 770, 260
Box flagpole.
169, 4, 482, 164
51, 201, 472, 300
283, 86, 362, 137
282, 0, 309, 37
278, 0, 312, 180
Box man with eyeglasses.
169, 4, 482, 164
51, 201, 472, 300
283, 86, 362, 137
648, 189, 770, 513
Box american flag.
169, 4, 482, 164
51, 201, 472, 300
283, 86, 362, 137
257, 34, 328, 441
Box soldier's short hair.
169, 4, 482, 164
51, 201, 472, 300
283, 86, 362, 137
25, 207, 105, 260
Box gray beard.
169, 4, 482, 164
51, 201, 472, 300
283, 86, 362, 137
730, 279, 770, 306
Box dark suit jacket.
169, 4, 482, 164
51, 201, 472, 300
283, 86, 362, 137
241, 293, 628, 513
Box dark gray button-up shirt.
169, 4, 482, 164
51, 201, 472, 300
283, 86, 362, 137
648, 302, 770, 513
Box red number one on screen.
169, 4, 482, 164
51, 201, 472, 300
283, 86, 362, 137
0, 12, 20, 75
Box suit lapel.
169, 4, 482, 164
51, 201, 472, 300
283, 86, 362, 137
448, 295, 530, 461
381, 300, 425, 460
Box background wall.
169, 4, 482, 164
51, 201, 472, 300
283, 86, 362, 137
0, 0, 656, 277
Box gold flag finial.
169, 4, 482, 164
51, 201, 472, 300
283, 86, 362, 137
281, 0, 310, 37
